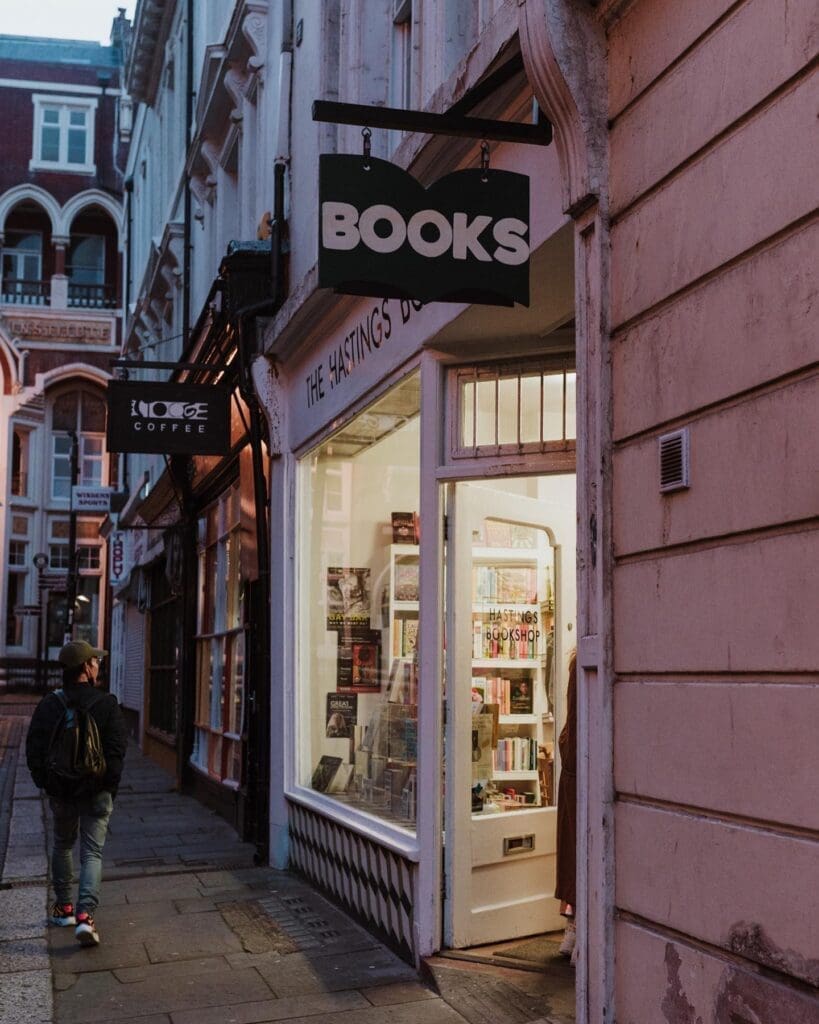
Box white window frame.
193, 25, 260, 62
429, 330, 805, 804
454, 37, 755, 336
30, 94, 97, 173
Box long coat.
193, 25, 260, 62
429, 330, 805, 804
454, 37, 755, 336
554, 656, 577, 908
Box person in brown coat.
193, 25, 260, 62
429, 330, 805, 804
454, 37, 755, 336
554, 650, 577, 960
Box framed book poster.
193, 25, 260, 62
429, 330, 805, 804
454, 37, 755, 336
339, 635, 381, 693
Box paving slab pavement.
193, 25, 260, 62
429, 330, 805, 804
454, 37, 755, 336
1, 718, 572, 1024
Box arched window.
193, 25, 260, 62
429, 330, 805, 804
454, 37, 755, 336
50, 387, 107, 501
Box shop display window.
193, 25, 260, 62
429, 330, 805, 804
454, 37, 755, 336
192, 482, 245, 785
298, 373, 421, 830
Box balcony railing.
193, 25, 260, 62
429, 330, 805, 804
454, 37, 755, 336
68, 282, 118, 309
1, 278, 50, 306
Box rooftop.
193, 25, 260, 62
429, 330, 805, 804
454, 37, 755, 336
0, 34, 120, 68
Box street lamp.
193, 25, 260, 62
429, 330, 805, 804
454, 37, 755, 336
32, 552, 49, 691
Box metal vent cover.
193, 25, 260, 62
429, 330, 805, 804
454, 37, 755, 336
659, 428, 690, 493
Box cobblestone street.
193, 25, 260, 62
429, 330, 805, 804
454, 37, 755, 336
0, 700, 573, 1024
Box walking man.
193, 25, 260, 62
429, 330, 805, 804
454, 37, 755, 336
26, 640, 127, 947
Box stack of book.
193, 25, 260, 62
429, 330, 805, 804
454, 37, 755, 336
492, 737, 538, 772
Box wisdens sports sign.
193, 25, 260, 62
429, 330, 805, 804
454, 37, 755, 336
318, 155, 530, 307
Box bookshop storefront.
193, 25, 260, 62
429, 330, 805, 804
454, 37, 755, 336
265, 142, 577, 962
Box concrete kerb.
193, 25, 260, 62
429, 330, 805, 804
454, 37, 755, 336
0, 729, 53, 1024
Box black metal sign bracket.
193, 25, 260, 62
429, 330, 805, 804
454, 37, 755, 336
111, 359, 228, 372
312, 99, 552, 147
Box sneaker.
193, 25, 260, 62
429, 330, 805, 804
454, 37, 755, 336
559, 919, 576, 957
49, 902, 76, 927
75, 912, 100, 947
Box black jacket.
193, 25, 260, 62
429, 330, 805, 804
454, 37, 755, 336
26, 683, 128, 798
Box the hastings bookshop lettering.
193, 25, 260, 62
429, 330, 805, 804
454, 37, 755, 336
106, 381, 230, 455
319, 155, 530, 307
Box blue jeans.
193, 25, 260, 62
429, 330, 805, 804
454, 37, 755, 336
49, 790, 113, 915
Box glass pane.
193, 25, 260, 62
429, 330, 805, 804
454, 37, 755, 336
229, 631, 245, 735
459, 379, 475, 449
67, 128, 86, 164
53, 394, 78, 431
41, 126, 59, 161
542, 373, 564, 441
470, 508, 556, 813
519, 374, 541, 444
81, 394, 106, 432
81, 458, 102, 485
49, 544, 69, 568
210, 636, 224, 731
74, 576, 100, 645
497, 376, 519, 446
475, 378, 496, 447
43, 108, 59, 124
69, 110, 86, 126
5, 572, 24, 647
565, 373, 577, 440
299, 372, 420, 830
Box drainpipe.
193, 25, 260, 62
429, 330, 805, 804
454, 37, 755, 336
182, 0, 194, 348
123, 176, 133, 318
176, 0, 196, 792
235, 3, 293, 862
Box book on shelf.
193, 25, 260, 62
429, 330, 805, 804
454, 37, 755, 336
402, 619, 419, 655
311, 755, 343, 793
387, 658, 417, 704
325, 693, 358, 737
509, 679, 534, 715
391, 512, 419, 544
326, 762, 355, 794
471, 711, 495, 783
386, 703, 416, 761
394, 560, 420, 601
492, 737, 538, 772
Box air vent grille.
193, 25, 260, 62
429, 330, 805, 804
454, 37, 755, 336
659, 428, 690, 493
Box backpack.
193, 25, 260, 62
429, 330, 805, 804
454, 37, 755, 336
44, 689, 107, 800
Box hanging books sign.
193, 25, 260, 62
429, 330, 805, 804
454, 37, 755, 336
319, 155, 530, 307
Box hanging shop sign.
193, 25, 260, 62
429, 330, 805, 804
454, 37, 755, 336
318, 155, 530, 307
72, 486, 114, 513
109, 530, 127, 585
106, 381, 231, 455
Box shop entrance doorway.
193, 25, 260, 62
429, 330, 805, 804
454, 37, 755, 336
443, 474, 576, 950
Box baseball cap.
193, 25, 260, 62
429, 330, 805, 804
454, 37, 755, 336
58, 640, 107, 669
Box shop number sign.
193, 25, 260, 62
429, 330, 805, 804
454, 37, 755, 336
106, 381, 231, 455
318, 155, 530, 307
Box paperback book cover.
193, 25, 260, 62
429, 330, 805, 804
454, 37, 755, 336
391, 512, 418, 544
394, 560, 420, 601
348, 637, 381, 692
326, 567, 371, 633
510, 678, 534, 715
325, 693, 358, 737
311, 755, 343, 793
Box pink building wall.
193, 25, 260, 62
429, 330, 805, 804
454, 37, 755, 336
607, 1, 818, 1019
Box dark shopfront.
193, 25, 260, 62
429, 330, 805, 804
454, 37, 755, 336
112, 249, 272, 853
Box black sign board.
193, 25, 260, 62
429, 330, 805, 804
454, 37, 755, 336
319, 155, 529, 307
106, 381, 231, 455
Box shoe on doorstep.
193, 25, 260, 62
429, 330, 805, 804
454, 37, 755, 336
49, 902, 76, 927
558, 919, 576, 957
75, 912, 100, 947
